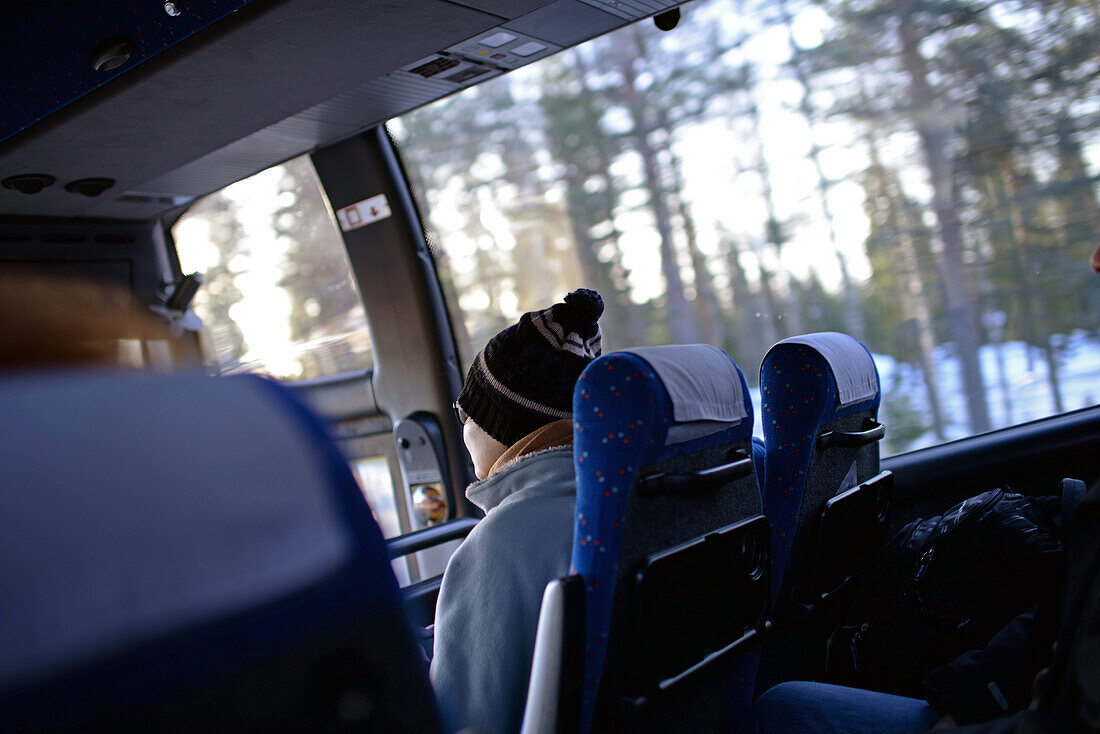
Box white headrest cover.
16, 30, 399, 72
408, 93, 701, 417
629, 344, 747, 425
775, 332, 879, 407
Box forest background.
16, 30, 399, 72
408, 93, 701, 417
176, 0, 1100, 455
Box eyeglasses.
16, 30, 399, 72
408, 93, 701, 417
453, 401, 469, 426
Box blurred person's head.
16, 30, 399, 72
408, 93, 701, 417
456, 289, 604, 479
1091, 242, 1100, 274
0, 271, 169, 371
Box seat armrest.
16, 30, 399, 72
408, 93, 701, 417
521, 575, 585, 734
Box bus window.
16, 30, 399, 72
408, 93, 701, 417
173, 155, 372, 381
341, 433, 417, 585
352, 455, 402, 538
339, 431, 405, 538
173, 155, 407, 555
393, 0, 1100, 457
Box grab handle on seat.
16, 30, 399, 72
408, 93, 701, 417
387, 518, 478, 559
638, 450, 753, 496
817, 419, 885, 449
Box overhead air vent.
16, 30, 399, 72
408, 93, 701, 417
2, 174, 55, 195
395, 53, 502, 88
65, 178, 116, 197
94, 234, 137, 245
40, 234, 89, 245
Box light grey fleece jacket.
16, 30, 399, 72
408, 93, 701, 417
430, 446, 576, 734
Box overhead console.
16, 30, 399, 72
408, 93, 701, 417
0, 0, 685, 221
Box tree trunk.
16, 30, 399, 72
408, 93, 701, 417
663, 138, 726, 346
754, 243, 782, 348
866, 137, 948, 440
629, 34, 728, 348
1054, 114, 1100, 253
614, 34, 698, 343
744, 87, 805, 337
724, 233, 769, 373
999, 165, 1064, 413
548, 52, 644, 348
896, 0, 991, 433
776, 0, 865, 341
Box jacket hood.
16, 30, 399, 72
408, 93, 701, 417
465, 446, 575, 514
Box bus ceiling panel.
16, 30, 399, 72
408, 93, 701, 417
503, 0, 656, 44
0, 0, 681, 223
0, 0, 511, 220
0, 0, 256, 147
574, 0, 683, 20
441, 0, 560, 18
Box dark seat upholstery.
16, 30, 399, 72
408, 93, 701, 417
550, 345, 769, 733
0, 371, 441, 732
756, 332, 890, 688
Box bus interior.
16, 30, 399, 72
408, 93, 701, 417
2, 0, 1099, 730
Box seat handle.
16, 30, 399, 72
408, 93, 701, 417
816, 419, 885, 449
387, 518, 478, 559
638, 450, 753, 496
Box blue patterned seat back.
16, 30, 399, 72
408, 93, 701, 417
570, 345, 763, 732
0, 371, 441, 732
759, 332, 882, 615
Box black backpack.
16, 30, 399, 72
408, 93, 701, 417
826, 482, 1080, 697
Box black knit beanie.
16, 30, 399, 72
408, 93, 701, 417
457, 289, 604, 447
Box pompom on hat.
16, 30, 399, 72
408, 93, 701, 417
457, 289, 604, 447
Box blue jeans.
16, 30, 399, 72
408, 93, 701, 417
755, 681, 942, 734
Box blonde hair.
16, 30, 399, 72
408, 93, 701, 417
0, 271, 169, 371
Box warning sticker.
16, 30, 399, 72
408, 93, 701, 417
336, 194, 392, 232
